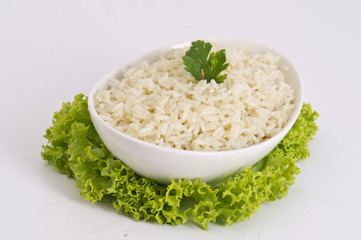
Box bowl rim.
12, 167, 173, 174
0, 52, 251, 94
88, 38, 304, 156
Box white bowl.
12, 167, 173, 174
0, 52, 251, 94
88, 39, 303, 184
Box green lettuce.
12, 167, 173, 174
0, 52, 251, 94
41, 94, 318, 230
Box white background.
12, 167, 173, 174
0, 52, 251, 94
1, 1, 360, 239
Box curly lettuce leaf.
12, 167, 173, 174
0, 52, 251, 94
41, 94, 318, 230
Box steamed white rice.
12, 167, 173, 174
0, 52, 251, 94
94, 45, 295, 151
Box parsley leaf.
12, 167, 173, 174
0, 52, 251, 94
183, 40, 229, 83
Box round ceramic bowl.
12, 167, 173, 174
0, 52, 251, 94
88, 39, 303, 184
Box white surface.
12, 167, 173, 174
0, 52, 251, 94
88, 39, 303, 184
1, 0, 360, 239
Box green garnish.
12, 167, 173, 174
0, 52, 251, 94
41, 94, 318, 230
182, 40, 229, 83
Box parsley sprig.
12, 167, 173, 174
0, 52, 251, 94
182, 40, 229, 83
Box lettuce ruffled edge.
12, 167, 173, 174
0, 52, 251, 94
41, 94, 319, 230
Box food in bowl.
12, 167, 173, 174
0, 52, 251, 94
88, 39, 303, 184
94, 42, 295, 151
